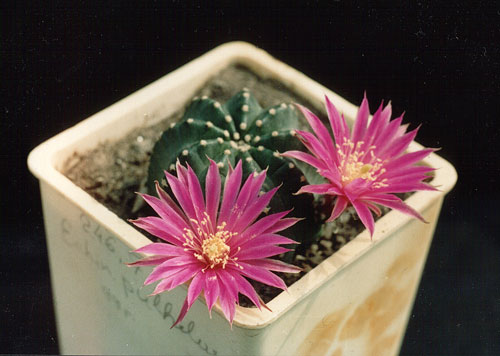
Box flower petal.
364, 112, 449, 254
295, 130, 332, 166
281, 150, 328, 171
236, 233, 298, 250
296, 183, 334, 195
205, 159, 221, 226
296, 103, 337, 163
382, 173, 435, 186
226, 172, 269, 231
234, 169, 266, 213
150, 263, 199, 294
186, 163, 206, 223
364, 201, 382, 217
231, 186, 279, 232
381, 164, 435, 180
372, 115, 403, 153
129, 217, 183, 245
326, 196, 349, 222
248, 258, 302, 273
133, 194, 189, 233
203, 270, 220, 315
218, 292, 236, 325
216, 271, 238, 323
171, 298, 189, 328
262, 217, 300, 235
382, 148, 435, 172
144, 256, 200, 285
374, 182, 437, 194
236, 245, 291, 261
234, 262, 287, 290
364, 101, 387, 146
175, 160, 189, 187
326, 185, 344, 195
343, 178, 371, 202
352, 200, 375, 236
226, 269, 263, 309
187, 272, 204, 307
219, 160, 243, 224
379, 125, 419, 158
351, 93, 370, 143
217, 270, 239, 302
134, 243, 185, 256
127, 256, 170, 267
325, 95, 349, 144
171, 272, 203, 328
155, 181, 189, 222
164, 170, 196, 221
367, 195, 426, 222
239, 210, 292, 240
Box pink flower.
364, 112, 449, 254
283, 94, 436, 236
129, 159, 300, 326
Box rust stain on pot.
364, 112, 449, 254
371, 333, 399, 356
295, 308, 349, 355
338, 251, 420, 341
338, 249, 422, 356
386, 247, 422, 280
330, 347, 342, 356
297, 243, 427, 356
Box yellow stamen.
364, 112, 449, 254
359, 163, 373, 175
182, 214, 237, 269
202, 235, 230, 268
338, 139, 388, 187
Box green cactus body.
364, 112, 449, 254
147, 90, 320, 255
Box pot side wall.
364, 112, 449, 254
39, 177, 443, 355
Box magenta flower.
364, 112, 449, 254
283, 94, 436, 236
129, 159, 300, 326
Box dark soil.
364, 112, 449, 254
62, 63, 418, 307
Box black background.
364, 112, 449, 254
2, 2, 500, 355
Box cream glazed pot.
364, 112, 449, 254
28, 42, 457, 355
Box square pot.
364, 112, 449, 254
28, 42, 457, 355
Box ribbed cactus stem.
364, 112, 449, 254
147, 90, 320, 255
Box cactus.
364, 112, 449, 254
147, 89, 320, 256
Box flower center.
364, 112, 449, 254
337, 138, 388, 188
184, 217, 237, 269
201, 233, 231, 267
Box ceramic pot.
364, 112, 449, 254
28, 42, 457, 355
